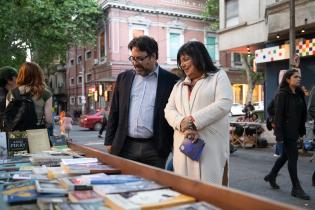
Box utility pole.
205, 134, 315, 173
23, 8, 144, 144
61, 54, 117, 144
289, 0, 295, 70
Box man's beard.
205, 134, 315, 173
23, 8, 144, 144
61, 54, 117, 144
135, 66, 152, 76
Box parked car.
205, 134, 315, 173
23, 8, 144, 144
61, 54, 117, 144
230, 103, 245, 116
80, 111, 106, 131
253, 101, 264, 111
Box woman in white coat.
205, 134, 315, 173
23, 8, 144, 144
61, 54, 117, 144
164, 41, 233, 185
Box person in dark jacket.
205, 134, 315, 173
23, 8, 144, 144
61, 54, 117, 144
0, 66, 17, 131
307, 85, 315, 186
264, 69, 310, 200
104, 36, 178, 168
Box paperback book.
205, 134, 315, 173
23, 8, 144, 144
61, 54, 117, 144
105, 188, 195, 210
61, 157, 98, 165
37, 197, 109, 210
93, 180, 166, 196
165, 201, 222, 210
2, 180, 38, 205
35, 180, 68, 194
68, 190, 103, 203
62, 163, 121, 175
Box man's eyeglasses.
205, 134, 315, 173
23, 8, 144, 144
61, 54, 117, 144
128, 55, 150, 63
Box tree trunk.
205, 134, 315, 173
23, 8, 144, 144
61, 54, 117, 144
242, 54, 255, 104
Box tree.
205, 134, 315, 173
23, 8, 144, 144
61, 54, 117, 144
241, 54, 264, 103
203, 0, 219, 30
0, 0, 102, 69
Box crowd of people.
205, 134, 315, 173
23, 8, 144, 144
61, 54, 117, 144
0, 35, 313, 201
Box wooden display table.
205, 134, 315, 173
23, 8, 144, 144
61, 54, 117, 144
68, 142, 301, 210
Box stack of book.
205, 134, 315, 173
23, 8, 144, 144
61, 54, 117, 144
0, 149, 221, 210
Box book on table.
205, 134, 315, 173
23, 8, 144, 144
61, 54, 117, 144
2, 180, 38, 205
68, 190, 104, 203
165, 201, 222, 210
35, 180, 68, 194
26, 129, 51, 153
105, 188, 195, 210
61, 157, 98, 165
93, 180, 166, 196
61, 162, 121, 175
37, 197, 110, 210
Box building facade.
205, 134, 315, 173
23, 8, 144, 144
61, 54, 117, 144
218, 0, 267, 105
65, 0, 216, 115
219, 0, 315, 107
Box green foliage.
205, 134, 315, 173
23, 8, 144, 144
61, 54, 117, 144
203, 0, 219, 30
0, 0, 103, 69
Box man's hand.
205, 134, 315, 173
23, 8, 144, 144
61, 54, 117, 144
180, 116, 193, 132
105, 145, 112, 154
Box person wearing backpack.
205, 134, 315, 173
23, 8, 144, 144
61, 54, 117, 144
0, 66, 17, 131
5, 62, 52, 131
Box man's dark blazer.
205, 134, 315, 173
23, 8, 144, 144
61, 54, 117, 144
105, 67, 179, 159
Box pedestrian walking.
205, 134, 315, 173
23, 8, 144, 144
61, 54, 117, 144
164, 41, 233, 185
60, 112, 72, 138
98, 109, 107, 138
307, 85, 315, 186
104, 36, 178, 168
264, 69, 310, 200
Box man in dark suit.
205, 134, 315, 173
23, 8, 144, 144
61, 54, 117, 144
104, 36, 178, 168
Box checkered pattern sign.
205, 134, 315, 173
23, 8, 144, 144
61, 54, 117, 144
255, 38, 314, 63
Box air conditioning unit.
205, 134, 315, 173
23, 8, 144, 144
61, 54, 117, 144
94, 59, 99, 65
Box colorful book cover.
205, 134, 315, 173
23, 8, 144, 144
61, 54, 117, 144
105, 189, 195, 210
68, 190, 103, 203
93, 180, 166, 196
63, 163, 121, 175
88, 174, 143, 185
6, 131, 29, 157
2, 180, 38, 205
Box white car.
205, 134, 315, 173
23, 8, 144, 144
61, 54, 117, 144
230, 103, 245, 116
253, 101, 264, 111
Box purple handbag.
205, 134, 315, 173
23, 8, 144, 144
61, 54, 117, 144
179, 138, 205, 161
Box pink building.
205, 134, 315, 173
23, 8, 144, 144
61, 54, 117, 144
66, 0, 216, 114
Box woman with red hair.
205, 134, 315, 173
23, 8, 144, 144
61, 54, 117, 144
7, 62, 52, 129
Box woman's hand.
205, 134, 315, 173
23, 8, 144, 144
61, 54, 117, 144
184, 129, 199, 143
180, 116, 194, 132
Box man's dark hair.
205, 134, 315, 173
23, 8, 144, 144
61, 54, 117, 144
0, 66, 17, 87
128, 36, 159, 59
177, 41, 218, 75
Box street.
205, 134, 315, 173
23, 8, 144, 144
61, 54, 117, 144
61, 125, 315, 210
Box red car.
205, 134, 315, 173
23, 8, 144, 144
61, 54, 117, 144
80, 111, 107, 131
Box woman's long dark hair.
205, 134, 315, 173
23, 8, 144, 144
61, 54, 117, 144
177, 41, 218, 75
278, 69, 304, 94
279, 69, 299, 89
